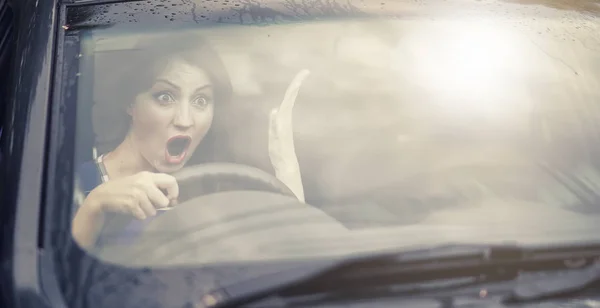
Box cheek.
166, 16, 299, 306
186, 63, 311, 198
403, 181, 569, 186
191, 108, 214, 138
130, 103, 171, 138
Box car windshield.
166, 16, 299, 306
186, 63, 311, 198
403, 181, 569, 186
63, 0, 600, 267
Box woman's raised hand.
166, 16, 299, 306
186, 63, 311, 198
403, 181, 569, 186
268, 69, 310, 202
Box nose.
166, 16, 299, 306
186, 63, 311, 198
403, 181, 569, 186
173, 103, 193, 130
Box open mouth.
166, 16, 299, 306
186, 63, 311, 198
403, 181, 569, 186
165, 136, 191, 164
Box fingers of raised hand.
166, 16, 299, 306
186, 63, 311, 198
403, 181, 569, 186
279, 69, 310, 117
269, 108, 281, 141
270, 69, 310, 140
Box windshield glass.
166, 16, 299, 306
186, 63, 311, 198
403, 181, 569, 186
66, 1, 600, 266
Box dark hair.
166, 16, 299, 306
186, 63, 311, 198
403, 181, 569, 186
93, 32, 233, 163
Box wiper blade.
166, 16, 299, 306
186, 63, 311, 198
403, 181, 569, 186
507, 260, 600, 303
194, 243, 600, 308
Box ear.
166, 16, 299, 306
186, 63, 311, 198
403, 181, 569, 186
126, 104, 134, 116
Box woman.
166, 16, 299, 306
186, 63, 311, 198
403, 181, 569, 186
72, 32, 307, 250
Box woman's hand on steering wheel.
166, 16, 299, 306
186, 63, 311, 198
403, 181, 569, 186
85, 171, 179, 220
73, 171, 179, 249
268, 69, 310, 202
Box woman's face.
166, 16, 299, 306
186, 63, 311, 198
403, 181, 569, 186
128, 58, 215, 173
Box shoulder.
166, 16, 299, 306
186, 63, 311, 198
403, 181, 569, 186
77, 160, 102, 196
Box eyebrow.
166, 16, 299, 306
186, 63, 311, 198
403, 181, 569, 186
155, 79, 213, 93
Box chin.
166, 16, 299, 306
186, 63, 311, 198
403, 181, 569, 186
155, 161, 187, 174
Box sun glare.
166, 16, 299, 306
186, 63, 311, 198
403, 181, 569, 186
395, 20, 529, 115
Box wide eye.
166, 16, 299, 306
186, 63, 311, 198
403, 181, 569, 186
153, 91, 175, 105
192, 96, 210, 109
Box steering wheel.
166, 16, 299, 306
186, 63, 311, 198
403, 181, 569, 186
96, 163, 302, 264
171, 162, 296, 202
